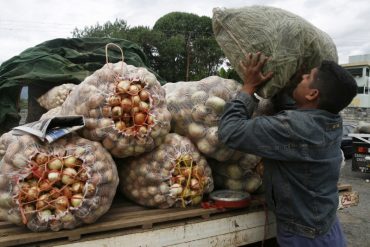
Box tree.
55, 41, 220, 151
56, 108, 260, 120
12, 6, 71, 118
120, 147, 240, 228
72, 14, 225, 82
72, 19, 129, 39
153, 12, 224, 82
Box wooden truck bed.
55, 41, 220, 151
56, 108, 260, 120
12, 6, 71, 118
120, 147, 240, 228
0, 197, 276, 247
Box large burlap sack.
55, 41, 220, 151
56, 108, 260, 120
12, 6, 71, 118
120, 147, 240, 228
0, 132, 118, 231
118, 133, 214, 208
59, 61, 171, 158
212, 6, 338, 98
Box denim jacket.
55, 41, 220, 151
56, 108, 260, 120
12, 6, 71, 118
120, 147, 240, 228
218, 92, 343, 238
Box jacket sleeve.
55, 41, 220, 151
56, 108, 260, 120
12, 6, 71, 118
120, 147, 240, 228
218, 92, 304, 161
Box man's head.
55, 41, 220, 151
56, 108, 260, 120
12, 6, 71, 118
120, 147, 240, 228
292, 60, 357, 113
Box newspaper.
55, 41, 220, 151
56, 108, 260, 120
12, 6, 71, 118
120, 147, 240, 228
13, 116, 85, 143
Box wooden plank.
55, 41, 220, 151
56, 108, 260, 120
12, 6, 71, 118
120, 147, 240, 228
337, 183, 352, 192
56, 210, 276, 247
0, 206, 230, 246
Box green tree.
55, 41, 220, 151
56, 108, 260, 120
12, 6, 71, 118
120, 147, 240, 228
72, 19, 129, 38
153, 12, 224, 82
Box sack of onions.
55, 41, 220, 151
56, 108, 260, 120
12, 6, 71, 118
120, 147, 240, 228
40, 106, 62, 119
0, 132, 119, 231
37, 83, 77, 110
118, 133, 214, 208
208, 153, 263, 193
59, 60, 171, 158
164, 76, 244, 162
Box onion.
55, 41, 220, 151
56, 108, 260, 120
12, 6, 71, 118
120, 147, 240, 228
48, 158, 63, 170
137, 126, 148, 136
26, 186, 39, 201
175, 175, 186, 185
70, 194, 83, 207
35, 153, 48, 165
39, 180, 53, 191
190, 178, 200, 190
84, 183, 96, 197
101, 106, 112, 118
139, 90, 150, 101
205, 96, 226, 114
117, 80, 131, 93
139, 101, 149, 112
131, 106, 140, 115
36, 194, 50, 210
191, 195, 202, 205
54, 196, 69, 211
111, 106, 123, 119
170, 183, 183, 196
63, 156, 77, 168
62, 186, 73, 198
49, 188, 61, 199
47, 171, 60, 182
61, 168, 77, 185
131, 95, 141, 106
128, 85, 139, 95
188, 123, 206, 139
71, 182, 84, 194
115, 121, 126, 131
191, 166, 204, 177
78, 169, 89, 182
108, 95, 121, 106
134, 113, 146, 125
121, 98, 132, 112
39, 210, 52, 221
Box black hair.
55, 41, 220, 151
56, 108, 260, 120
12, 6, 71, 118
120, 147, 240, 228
311, 60, 358, 114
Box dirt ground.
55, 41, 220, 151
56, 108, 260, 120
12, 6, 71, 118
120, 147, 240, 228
338, 159, 370, 247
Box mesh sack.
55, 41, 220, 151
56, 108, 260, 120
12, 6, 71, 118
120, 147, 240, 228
0, 132, 118, 231
164, 76, 247, 162
213, 5, 338, 98
59, 61, 171, 158
209, 154, 263, 193
37, 83, 77, 110
118, 133, 214, 208
40, 106, 62, 119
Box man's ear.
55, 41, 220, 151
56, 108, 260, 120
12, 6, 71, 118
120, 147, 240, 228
305, 89, 319, 101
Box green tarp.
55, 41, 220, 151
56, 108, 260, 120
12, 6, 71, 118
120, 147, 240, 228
0, 37, 164, 132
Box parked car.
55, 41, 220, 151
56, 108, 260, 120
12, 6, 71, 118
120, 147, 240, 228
341, 124, 356, 159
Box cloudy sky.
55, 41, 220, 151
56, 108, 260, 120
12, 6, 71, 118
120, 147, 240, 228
1, 0, 370, 65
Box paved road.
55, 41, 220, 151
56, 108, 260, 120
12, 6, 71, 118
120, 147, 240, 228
338, 159, 370, 247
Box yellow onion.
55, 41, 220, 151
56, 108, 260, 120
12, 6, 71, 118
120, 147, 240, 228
48, 158, 63, 170
111, 106, 123, 119
190, 178, 200, 190
128, 85, 139, 95
139, 89, 150, 101
70, 194, 83, 208
101, 106, 112, 118
71, 182, 84, 194
134, 112, 146, 125
115, 121, 126, 132
36, 194, 51, 210
121, 98, 132, 112
108, 95, 121, 106
61, 168, 77, 185
39, 180, 53, 191
47, 171, 60, 182
54, 196, 69, 211
131, 95, 141, 106
35, 153, 48, 165
117, 80, 131, 93
63, 156, 77, 168
26, 186, 39, 201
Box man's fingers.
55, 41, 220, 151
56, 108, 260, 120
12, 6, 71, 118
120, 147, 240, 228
262, 71, 274, 82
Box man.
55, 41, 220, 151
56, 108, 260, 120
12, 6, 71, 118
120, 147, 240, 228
218, 52, 357, 246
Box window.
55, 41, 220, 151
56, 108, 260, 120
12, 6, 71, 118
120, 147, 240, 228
366, 68, 369, 76
346, 68, 363, 77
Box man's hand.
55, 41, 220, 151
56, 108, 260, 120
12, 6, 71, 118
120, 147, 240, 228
239, 52, 274, 95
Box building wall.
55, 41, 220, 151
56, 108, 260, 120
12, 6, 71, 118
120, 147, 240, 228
340, 107, 370, 125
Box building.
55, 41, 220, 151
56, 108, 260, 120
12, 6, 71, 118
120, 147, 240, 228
341, 54, 370, 123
